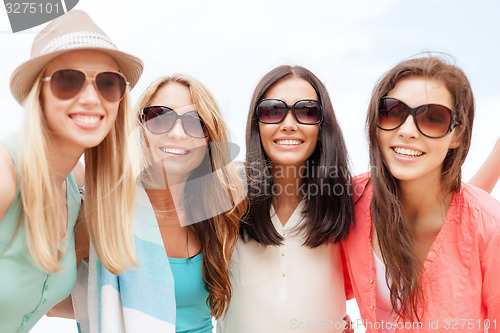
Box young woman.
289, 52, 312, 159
0, 10, 142, 332
218, 65, 354, 332
73, 74, 247, 333
343, 56, 500, 332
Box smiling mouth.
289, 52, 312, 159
392, 147, 424, 157
69, 114, 103, 125
160, 147, 190, 155
274, 139, 304, 146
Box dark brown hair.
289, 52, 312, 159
366, 56, 474, 320
241, 65, 354, 247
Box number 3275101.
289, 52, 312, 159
443, 319, 496, 330
5, 2, 62, 14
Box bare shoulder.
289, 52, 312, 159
72, 161, 85, 188
0, 144, 18, 220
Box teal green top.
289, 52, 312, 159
168, 252, 212, 333
0, 141, 81, 333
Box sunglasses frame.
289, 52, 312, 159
41, 68, 129, 102
255, 98, 323, 125
377, 96, 460, 139
141, 106, 209, 139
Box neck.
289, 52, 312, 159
144, 186, 185, 227
144, 161, 188, 209
46, 138, 84, 185
144, 161, 189, 227
271, 163, 304, 208
398, 174, 453, 230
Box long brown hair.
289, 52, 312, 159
366, 56, 474, 320
134, 75, 247, 318
241, 65, 354, 247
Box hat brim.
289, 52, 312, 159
10, 47, 143, 105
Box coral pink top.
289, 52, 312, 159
342, 173, 500, 332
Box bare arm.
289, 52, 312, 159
0, 144, 17, 221
45, 295, 75, 319
469, 137, 500, 193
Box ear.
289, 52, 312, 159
449, 131, 461, 149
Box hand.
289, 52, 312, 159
342, 314, 355, 333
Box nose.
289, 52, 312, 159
279, 109, 298, 131
78, 80, 101, 105
167, 119, 188, 139
397, 115, 419, 139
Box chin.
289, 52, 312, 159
74, 130, 110, 147
83, 138, 109, 149
163, 161, 197, 176
387, 168, 420, 182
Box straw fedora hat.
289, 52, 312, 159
10, 9, 143, 104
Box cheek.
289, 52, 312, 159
375, 130, 389, 148
194, 146, 207, 166
145, 131, 158, 147
258, 124, 274, 149
310, 126, 320, 141
192, 138, 208, 150
40, 86, 53, 118
40, 92, 67, 126
375, 130, 391, 161
105, 102, 120, 122
436, 141, 454, 162
303, 126, 320, 150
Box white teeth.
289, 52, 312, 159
393, 147, 424, 157
275, 139, 302, 145
71, 115, 101, 125
160, 147, 189, 155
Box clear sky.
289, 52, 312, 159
1, 1, 499, 332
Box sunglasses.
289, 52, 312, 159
141, 106, 208, 139
377, 97, 460, 138
41, 69, 128, 102
256, 99, 323, 125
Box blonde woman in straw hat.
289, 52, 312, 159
0, 10, 142, 332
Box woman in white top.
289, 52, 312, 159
218, 65, 354, 333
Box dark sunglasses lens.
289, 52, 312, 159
415, 105, 451, 138
95, 72, 126, 102
50, 69, 85, 99
378, 98, 407, 130
144, 106, 176, 133
183, 112, 208, 138
294, 100, 321, 124
257, 100, 287, 123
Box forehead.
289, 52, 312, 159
150, 82, 195, 114
44, 50, 119, 74
388, 77, 453, 110
264, 77, 318, 105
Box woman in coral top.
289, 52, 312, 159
343, 56, 500, 332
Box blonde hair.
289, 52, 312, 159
134, 74, 247, 318
84, 87, 138, 274
17, 72, 137, 274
